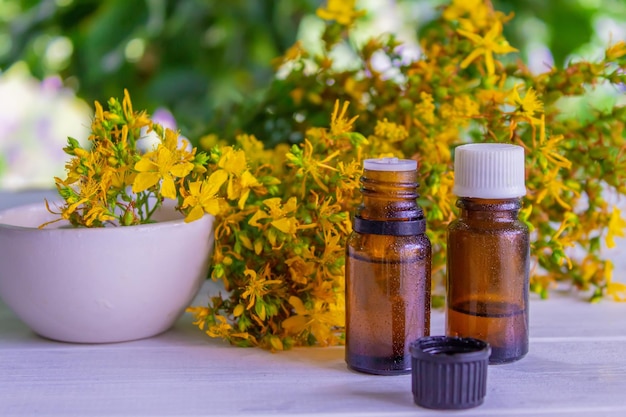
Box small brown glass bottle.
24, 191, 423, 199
446, 144, 529, 364
346, 157, 431, 375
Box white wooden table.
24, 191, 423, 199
1, 190, 626, 417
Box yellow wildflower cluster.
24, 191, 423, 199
183, 109, 370, 349
45, 90, 212, 227
52, 0, 626, 350
215, 0, 626, 314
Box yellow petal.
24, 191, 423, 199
484, 21, 501, 40
272, 217, 297, 234
606, 235, 616, 249
457, 28, 482, 43
311, 323, 331, 343
163, 128, 179, 151
493, 42, 518, 54
288, 296, 307, 315
263, 198, 283, 212
201, 198, 221, 216
284, 196, 298, 213
238, 189, 251, 210
460, 48, 483, 69
248, 209, 270, 228
132, 172, 160, 193
169, 161, 194, 178
187, 180, 202, 197
240, 170, 260, 188
608, 282, 626, 302
161, 175, 177, 199
227, 178, 239, 200
209, 169, 229, 189
282, 315, 307, 333
156, 146, 173, 167
184, 205, 205, 223
134, 157, 157, 173
485, 52, 495, 75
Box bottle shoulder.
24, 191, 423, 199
347, 231, 431, 254
448, 218, 529, 233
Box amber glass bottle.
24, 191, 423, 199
346, 158, 431, 375
446, 144, 529, 364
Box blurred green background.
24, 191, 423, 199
1, 0, 625, 142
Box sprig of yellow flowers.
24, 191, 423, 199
230, 0, 626, 313
235, 0, 626, 332
51, 0, 626, 351
45, 90, 213, 227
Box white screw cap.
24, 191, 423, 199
363, 157, 417, 171
453, 144, 526, 198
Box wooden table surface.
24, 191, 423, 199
1, 190, 626, 417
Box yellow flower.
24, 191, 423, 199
236, 134, 265, 162
476, 74, 508, 105
282, 296, 344, 346
430, 170, 456, 220
186, 306, 210, 330
374, 118, 408, 142
217, 147, 262, 208
534, 168, 579, 210
310, 278, 344, 307
606, 206, 626, 249
286, 139, 340, 195
536, 115, 571, 169
443, 0, 490, 31
285, 255, 316, 285
508, 85, 543, 123
206, 315, 234, 338
311, 193, 345, 232
70, 178, 101, 211
439, 94, 480, 127
330, 100, 359, 136
241, 267, 282, 315
419, 128, 455, 165
606, 40, 626, 60
84, 204, 116, 227
458, 21, 518, 75
413, 92, 436, 126
122, 88, 152, 130
109, 165, 137, 191
49, 175, 115, 227
343, 76, 367, 103
549, 212, 578, 269
132, 145, 194, 199
318, 228, 345, 278
605, 260, 626, 301
316, 0, 365, 26
181, 170, 228, 223
552, 212, 578, 241
249, 197, 299, 235
335, 161, 362, 207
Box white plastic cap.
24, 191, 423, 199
453, 144, 526, 198
363, 157, 417, 171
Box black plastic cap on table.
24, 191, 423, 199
410, 336, 490, 410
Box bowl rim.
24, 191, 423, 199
0, 200, 214, 233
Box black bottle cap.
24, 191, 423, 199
410, 336, 490, 410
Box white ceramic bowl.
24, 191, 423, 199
0, 200, 214, 343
